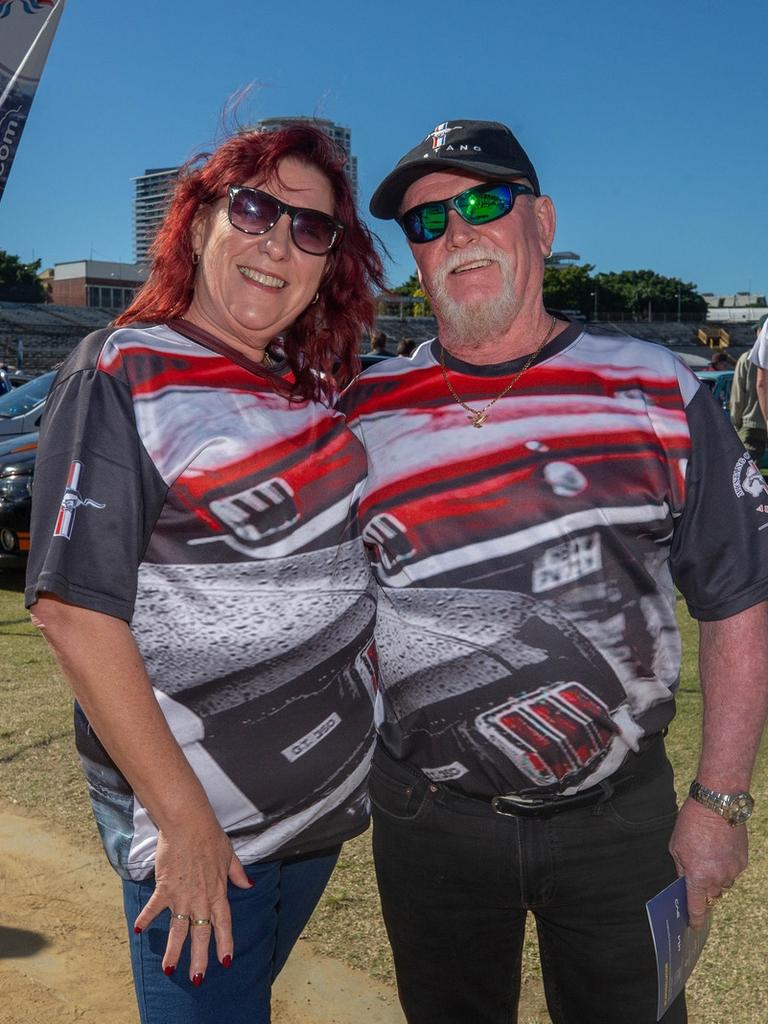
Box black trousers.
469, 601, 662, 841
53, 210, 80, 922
371, 738, 686, 1024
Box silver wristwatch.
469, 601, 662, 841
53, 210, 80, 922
689, 780, 754, 826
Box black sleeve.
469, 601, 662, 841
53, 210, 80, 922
670, 383, 768, 620
24, 358, 168, 621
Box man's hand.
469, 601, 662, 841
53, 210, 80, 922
669, 797, 747, 928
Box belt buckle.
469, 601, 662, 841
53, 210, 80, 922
491, 793, 551, 816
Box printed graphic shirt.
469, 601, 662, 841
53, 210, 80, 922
341, 322, 768, 798
26, 321, 377, 880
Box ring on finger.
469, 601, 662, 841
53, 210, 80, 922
191, 918, 211, 927
705, 894, 720, 907
171, 912, 190, 922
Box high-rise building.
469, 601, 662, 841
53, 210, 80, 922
132, 167, 180, 263
253, 117, 358, 202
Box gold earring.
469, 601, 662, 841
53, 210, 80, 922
311, 292, 319, 305
192, 253, 200, 265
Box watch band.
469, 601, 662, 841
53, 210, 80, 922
689, 780, 754, 826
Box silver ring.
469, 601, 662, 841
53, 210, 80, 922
190, 917, 211, 927
171, 912, 190, 922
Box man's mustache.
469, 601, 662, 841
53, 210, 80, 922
431, 248, 504, 293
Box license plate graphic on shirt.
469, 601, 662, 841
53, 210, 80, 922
475, 682, 615, 785
531, 533, 602, 593
281, 713, 342, 763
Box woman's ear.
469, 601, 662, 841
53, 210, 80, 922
190, 206, 210, 260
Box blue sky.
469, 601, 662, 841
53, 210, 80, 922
1, 0, 766, 296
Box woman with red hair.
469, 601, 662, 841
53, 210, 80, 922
25, 125, 383, 1023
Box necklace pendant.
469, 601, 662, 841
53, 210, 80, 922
469, 411, 487, 428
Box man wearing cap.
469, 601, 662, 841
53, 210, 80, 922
341, 120, 768, 1023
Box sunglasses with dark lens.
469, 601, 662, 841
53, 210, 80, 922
227, 185, 344, 256
399, 182, 535, 244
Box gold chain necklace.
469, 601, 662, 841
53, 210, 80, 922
439, 315, 557, 428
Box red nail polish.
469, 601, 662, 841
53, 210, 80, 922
192, 973, 204, 987
133, 926, 142, 935
248, 879, 254, 887
222, 954, 232, 968
164, 965, 176, 977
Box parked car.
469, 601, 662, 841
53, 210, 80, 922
0, 431, 37, 565
0, 370, 56, 437
7, 370, 43, 388
694, 369, 734, 414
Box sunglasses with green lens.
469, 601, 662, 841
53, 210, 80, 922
399, 182, 535, 244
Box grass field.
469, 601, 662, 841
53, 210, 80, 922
1, 570, 766, 1022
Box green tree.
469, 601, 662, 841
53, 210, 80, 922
543, 264, 595, 315
391, 271, 422, 296
0, 250, 45, 303
593, 270, 706, 319
391, 271, 431, 315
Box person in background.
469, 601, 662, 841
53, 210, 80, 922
369, 330, 392, 356
395, 336, 417, 357
708, 350, 730, 371
731, 315, 768, 464
749, 313, 768, 425
343, 118, 768, 1024
25, 125, 383, 1024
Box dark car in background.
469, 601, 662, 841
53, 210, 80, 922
0, 431, 37, 565
0, 370, 56, 437
695, 369, 734, 414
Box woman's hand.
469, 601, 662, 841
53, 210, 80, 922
31, 597, 254, 983
134, 815, 253, 983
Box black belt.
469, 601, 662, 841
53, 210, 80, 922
373, 734, 666, 821
434, 735, 666, 819
489, 773, 632, 818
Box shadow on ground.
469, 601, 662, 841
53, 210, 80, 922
0, 925, 49, 958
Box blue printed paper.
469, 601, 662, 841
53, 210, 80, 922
646, 876, 710, 1020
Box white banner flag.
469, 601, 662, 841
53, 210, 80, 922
0, 0, 65, 201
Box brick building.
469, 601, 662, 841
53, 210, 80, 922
51, 261, 147, 310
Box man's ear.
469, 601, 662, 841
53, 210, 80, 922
534, 195, 556, 256
415, 262, 434, 302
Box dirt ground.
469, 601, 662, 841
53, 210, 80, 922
0, 802, 405, 1024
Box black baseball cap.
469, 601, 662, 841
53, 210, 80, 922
370, 119, 541, 220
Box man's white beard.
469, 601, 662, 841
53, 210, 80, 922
427, 246, 518, 351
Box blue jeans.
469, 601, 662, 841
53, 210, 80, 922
122, 847, 340, 1024
371, 738, 685, 1024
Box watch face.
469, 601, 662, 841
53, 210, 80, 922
728, 793, 755, 824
